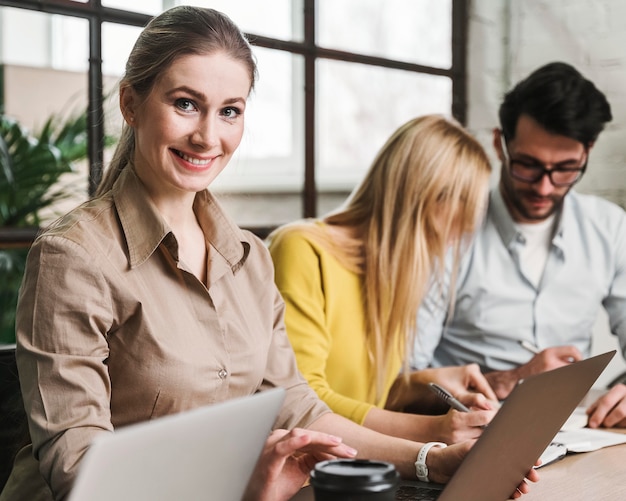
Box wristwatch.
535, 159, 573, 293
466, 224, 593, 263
415, 442, 448, 482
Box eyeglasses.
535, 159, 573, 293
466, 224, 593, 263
499, 133, 587, 187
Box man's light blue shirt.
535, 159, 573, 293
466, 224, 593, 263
412, 187, 626, 372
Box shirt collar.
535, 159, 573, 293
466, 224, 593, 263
112, 166, 171, 267
489, 187, 519, 249
112, 165, 249, 272
551, 193, 572, 250
489, 186, 570, 250
193, 189, 250, 274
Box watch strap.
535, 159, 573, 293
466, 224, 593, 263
415, 442, 448, 482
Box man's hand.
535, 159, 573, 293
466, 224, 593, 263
586, 384, 626, 428
485, 346, 583, 400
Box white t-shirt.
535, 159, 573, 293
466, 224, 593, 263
515, 215, 556, 287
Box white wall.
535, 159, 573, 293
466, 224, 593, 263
467, 0, 626, 387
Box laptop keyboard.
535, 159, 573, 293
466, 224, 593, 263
395, 485, 441, 501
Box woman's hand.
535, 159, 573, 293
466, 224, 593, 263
431, 406, 496, 443
242, 428, 357, 501
511, 463, 540, 498
426, 442, 540, 497
388, 364, 497, 413
424, 440, 473, 483
422, 364, 498, 403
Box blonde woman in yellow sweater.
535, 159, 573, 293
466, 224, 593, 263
269, 115, 498, 445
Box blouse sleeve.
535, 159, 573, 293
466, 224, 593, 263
236, 232, 330, 430
16, 234, 114, 499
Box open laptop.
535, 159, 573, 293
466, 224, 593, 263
68, 387, 285, 501
290, 350, 616, 501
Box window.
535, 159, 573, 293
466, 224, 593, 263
0, 7, 91, 217
0, 0, 466, 228
318, 0, 452, 67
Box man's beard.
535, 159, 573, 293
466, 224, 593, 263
501, 172, 568, 222
514, 189, 564, 221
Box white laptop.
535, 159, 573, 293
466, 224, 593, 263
68, 388, 285, 501
290, 350, 616, 501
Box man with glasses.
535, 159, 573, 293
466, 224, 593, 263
412, 62, 626, 428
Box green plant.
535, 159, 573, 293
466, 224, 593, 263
0, 248, 27, 344
0, 110, 100, 343
0, 113, 87, 226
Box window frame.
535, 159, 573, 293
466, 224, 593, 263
0, 0, 468, 219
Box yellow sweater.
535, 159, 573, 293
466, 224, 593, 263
268, 222, 402, 425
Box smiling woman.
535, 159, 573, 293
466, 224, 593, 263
121, 52, 250, 285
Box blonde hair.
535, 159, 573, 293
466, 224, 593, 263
287, 115, 492, 397
95, 6, 256, 197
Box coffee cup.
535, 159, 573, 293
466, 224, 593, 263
310, 459, 399, 500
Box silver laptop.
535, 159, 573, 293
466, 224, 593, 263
69, 388, 285, 501
290, 350, 615, 501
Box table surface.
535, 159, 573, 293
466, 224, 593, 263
292, 435, 626, 500
517, 388, 626, 499
517, 433, 626, 499
291, 390, 626, 500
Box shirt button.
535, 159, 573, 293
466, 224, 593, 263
217, 368, 228, 379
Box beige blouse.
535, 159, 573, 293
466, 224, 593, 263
6, 166, 328, 500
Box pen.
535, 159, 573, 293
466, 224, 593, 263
519, 340, 540, 355
428, 382, 470, 413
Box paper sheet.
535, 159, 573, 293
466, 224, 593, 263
537, 407, 626, 467
538, 443, 567, 467
552, 428, 626, 453
560, 406, 588, 431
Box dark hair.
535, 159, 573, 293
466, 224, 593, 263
499, 62, 612, 145
95, 6, 257, 196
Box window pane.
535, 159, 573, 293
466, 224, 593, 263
52, 15, 89, 72
102, 1, 299, 40
317, 59, 452, 190
0, 8, 88, 71
0, 10, 90, 221
213, 48, 303, 190
102, 22, 144, 77
318, 0, 452, 68
102, 23, 145, 169
102, 0, 163, 16
1, 8, 50, 68
178, 0, 299, 41
211, 48, 305, 227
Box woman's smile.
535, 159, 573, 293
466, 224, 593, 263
172, 148, 218, 169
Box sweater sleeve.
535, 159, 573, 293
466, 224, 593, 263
268, 228, 375, 425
